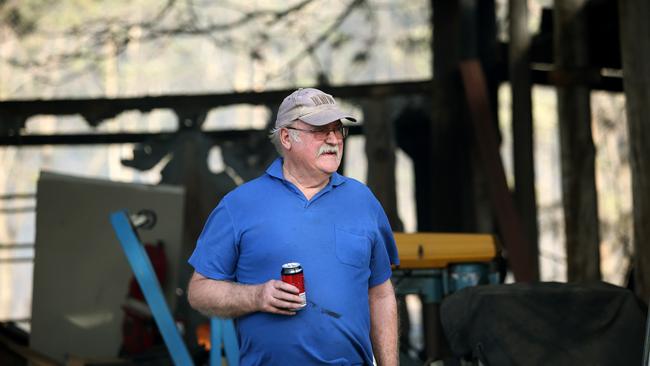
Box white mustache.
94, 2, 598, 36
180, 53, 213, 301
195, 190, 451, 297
317, 144, 340, 158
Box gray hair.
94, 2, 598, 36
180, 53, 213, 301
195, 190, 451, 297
268, 122, 301, 156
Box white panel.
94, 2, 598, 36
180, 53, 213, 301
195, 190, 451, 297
30, 172, 185, 362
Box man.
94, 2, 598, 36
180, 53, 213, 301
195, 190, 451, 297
187, 88, 400, 365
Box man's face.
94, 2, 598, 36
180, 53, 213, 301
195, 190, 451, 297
285, 120, 345, 176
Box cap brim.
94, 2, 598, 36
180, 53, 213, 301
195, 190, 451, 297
299, 109, 357, 126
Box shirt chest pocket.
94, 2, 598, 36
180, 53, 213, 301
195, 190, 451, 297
335, 227, 371, 269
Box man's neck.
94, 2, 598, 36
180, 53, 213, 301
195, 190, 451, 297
282, 160, 331, 200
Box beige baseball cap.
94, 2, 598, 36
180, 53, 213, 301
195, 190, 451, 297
275, 88, 357, 128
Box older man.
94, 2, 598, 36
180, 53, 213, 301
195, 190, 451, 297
187, 88, 400, 365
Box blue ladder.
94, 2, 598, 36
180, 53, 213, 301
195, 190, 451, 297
110, 210, 239, 366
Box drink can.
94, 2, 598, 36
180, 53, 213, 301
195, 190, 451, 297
281, 262, 307, 309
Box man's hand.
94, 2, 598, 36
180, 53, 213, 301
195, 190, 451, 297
255, 279, 305, 315
188, 271, 305, 318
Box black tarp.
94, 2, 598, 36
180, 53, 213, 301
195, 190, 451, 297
440, 281, 646, 366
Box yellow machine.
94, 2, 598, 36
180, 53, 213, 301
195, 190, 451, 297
392, 231, 499, 298
391, 232, 500, 361
394, 232, 497, 269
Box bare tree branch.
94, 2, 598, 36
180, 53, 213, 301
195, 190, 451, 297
263, 0, 367, 83
1, 0, 384, 88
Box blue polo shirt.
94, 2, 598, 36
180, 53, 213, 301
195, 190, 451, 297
189, 158, 399, 365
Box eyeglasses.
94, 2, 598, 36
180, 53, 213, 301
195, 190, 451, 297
284, 125, 349, 140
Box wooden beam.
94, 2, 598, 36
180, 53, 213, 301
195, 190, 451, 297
0, 126, 364, 146
459, 59, 538, 282
0, 81, 433, 123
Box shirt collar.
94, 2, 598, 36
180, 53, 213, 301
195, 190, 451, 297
266, 157, 347, 187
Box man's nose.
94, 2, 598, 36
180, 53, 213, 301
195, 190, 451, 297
324, 129, 339, 142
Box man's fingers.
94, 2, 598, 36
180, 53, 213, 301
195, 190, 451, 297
256, 280, 304, 315
273, 280, 299, 294
271, 298, 300, 310
272, 289, 304, 304
269, 280, 302, 303
265, 297, 302, 315
270, 308, 297, 316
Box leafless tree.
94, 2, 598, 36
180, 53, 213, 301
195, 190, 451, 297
0, 0, 407, 87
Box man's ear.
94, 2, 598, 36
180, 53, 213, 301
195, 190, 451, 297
280, 128, 292, 150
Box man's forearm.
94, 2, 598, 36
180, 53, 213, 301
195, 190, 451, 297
369, 279, 399, 366
188, 272, 260, 318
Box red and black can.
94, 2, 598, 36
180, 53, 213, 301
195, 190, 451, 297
281, 262, 307, 309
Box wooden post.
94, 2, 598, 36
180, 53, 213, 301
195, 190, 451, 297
619, 0, 650, 302
362, 98, 408, 362
423, 0, 477, 361
509, 0, 539, 278
430, 0, 475, 233
554, 0, 601, 281
363, 98, 403, 231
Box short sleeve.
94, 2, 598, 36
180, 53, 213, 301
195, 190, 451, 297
188, 199, 239, 281
368, 205, 399, 287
